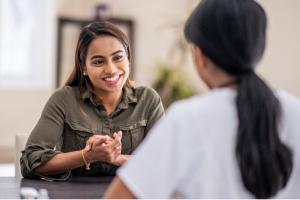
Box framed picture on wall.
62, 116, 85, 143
56, 17, 135, 88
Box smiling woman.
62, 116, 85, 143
20, 21, 164, 181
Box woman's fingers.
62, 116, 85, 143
85, 132, 123, 163
111, 132, 123, 157
94, 135, 109, 146
113, 131, 123, 142
112, 131, 122, 150
86, 135, 109, 151
85, 136, 96, 151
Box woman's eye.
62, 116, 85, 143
92, 60, 104, 65
114, 55, 123, 61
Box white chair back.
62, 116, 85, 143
14, 134, 29, 177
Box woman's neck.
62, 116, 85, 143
95, 90, 123, 115
207, 68, 237, 90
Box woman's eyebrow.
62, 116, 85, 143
90, 55, 104, 60
111, 50, 123, 56
90, 50, 124, 60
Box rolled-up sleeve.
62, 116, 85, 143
20, 89, 71, 180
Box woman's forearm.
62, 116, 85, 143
34, 150, 86, 176
34, 151, 131, 176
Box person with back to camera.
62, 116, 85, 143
20, 21, 164, 181
104, 0, 300, 198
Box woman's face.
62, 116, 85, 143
84, 36, 129, 95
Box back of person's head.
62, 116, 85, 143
184, 0, 293, 198
65, 21, 132, 89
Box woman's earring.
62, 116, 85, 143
83, 72, 87, 76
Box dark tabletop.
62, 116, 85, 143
0, 176, 114, 199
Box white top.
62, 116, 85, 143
117, 88, 300, 198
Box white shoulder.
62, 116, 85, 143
276, 90, 300, 115
167, 88, 236, 120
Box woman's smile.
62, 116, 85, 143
102, 73, 124, 86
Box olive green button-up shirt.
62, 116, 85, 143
21, 86, 164, 181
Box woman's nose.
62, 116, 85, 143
104, 61, 117, 74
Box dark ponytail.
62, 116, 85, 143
184, 0, 293, 198
236, 73, 293, 198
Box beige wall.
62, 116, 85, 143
0, 90, 52, 162
257, 0, 300, 95
1, 0, 300, 162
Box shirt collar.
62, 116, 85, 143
80, 86, 138, 108
118, 86, 138, 109
81, 89, 92, 101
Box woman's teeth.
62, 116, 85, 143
104, 75, 119, 81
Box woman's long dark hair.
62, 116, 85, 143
65, 21, 133, 90
184, 0, 293, 198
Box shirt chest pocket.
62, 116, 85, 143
116, 120, 147, 154
65, 121, 95, 150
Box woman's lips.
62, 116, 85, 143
102, 74, 123, 85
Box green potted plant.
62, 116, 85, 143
153, 63, 194, 108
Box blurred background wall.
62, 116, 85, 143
0, 0, 300, 164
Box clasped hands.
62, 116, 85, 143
83, 131, 125, 166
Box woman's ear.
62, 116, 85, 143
193, 46, 206, 68
82, 67, 87, 76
